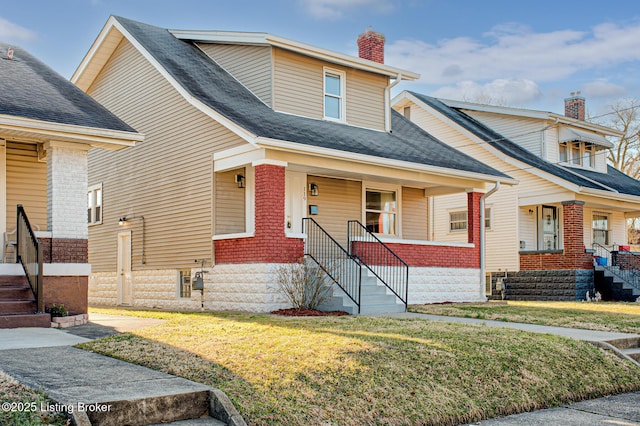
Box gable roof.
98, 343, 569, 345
0, 42, 137, 134
73, 16, 512, 183
407, 92, 640, 198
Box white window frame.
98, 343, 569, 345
323, 67, 346, 122
362, 183, 400, 237
559, 141, 597, 169
592, 212, 611, 246
87, 183, 103, 226
449, 208, 491, 233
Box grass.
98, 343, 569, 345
78, 307, 640, 426
0, 370, 69, 426
409, 301, 640, 334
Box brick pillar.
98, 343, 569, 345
467, 192, 482, 246
254, 164, 286, 240
46, 141, 91, 239
357, 29, 385, 64
562, 200, 589, 269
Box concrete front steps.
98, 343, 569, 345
0, 274, 50, 328
594, 266, 640, 301
0, 346, 246, 426
319, 270, 405, 315
604, 336, 640, 365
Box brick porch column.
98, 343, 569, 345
466, 191, 482, 268
562, 200, 591, 269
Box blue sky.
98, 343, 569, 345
2, 0, 640, 117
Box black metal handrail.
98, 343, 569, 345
16, 204, 43, 312
347, 220, 408, 310
593, 243, 640, 292
303, 218, 362, 313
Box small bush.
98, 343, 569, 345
276, 260, 331, 310
46, 303, 68, 317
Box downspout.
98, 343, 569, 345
384, 73, 402, 132
480, 182, 500, 299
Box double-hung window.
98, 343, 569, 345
449, 208, 491, 232
592, 212, 610, 245
365, 189, 396, 236
87, 183, 102, 225
324, 68, 345, 121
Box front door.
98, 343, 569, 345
541, 206, 558, 250
117, 231, 132, 305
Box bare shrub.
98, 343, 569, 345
276, 260, 332, 310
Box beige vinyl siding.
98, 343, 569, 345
518, 206, 537, 251
544, 126, 560, 164
87, 39, 246, 272
273, 48, 387, 130
6, 142, 47, 231
215, 168, 245, 234
583, 208, 627, 247
401, 187, 428, 240
197, 43, 273, 107
464, 110, 543, 157
307, 175, 361, 245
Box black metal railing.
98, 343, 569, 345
16, 204, 43, 312
347, 220, 408, 310
593, 243, 640, 292
303, 218, 362, 313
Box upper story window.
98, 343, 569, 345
88, 183, 102, 225
324, 68, 345, 121
558, 141, 596, 168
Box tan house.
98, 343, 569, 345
73, 16, 515, 314
0, 42, 142, 327
393, 91, 640, 301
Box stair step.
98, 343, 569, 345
621, 347, 640, 362
0, 275, 28, 286
0, 287, 34, 301
0, 300, 36, 315
0, 312, 50, 328
149, 417, 226, 425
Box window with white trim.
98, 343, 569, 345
558, 142, 596, 168
449, 208, 491, 232
592, 212, 610, 245
87, 183, 102, 225
365, 189, 396, 236
324, 68, 345, 121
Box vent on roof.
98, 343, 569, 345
6, 47, 14, 60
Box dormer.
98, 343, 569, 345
171, 29, 418, 131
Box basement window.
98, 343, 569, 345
179, 270, 192, 299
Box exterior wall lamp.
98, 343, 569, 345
235, 174, 245, 188
309, 183, 319, 196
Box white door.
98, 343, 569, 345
117, 231, 132, 305
285, 171, 307, 234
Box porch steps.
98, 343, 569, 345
319, 270, 405, 315
0, 275, 50, 328
594, 266, 640, 301
603, 337, 640, 363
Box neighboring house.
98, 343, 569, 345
72, 16, 515, 313
0, 42, 142, 327
393, 91, 640, 301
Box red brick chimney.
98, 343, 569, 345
564, 92, 585, 121
357, 28, 385, 64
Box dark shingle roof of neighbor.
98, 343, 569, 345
113, 16, 510, 180
0, 42, 136, 133
409, 92, 640, 197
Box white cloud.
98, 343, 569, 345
299, 0, 393, 20
582, 79, 626, 98
0, 17, 36, 42
386, 21, 640, 85
432, 79, 542, 106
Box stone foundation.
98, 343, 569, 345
490, 270, 594, 301
408, 267, 483, 304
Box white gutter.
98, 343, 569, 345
480, 182, 500, 299
384, 74, 402, 132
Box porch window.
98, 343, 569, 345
449, 209, 491, 232
593, 212, 610, 245
365, 189, 396, 235
87, 183, 102, 225
324, 68, 345, 121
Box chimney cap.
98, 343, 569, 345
358, 28, 386, 42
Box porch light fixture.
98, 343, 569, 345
118, 216, 126, 226
309, 183, 319, 196
235, 174, 245, 188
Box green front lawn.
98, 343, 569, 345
78, 308, 640, 426
409, 301, 640, 334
